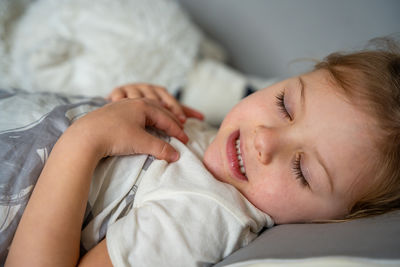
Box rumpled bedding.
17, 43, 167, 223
0, 0, 277, 126
0, 89, 105, 264
0, 0, 226, 96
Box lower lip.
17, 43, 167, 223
226, 130, 248, 182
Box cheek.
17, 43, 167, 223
246, 170, 294, 215
245, 169, 320, 223
221, 105, 248, 126
223, 93, 267, 122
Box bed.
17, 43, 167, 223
1, 0, 400, 266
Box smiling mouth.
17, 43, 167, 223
235, 138, 247, 177
227, 130, 248, 181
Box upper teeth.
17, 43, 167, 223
236, 138, 246, 176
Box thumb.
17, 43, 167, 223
135, 132, 180, 162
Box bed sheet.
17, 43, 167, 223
0, 89, 105, 264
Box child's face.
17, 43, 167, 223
203, 69, 378, 224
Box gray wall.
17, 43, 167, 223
178, 0, 400, 78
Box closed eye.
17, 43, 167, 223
275, 91, 292, 120
292, 154, 309, 187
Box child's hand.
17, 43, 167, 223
107, 83, 204, 123
69, 98, 189, 162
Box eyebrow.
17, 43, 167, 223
298, 76, 305, 105
298, 76, 334, 193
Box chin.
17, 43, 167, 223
203, 149, 222, 181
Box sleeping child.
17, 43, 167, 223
4, 41, 400, 266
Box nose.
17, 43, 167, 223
254, 125, 280, 165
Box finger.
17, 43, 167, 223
145, 103, 189, 144
182, 105, 204, 120
124, 86, 145, 99
141, 85, 163, 102
108, 87, 127, 102
144, 98, 184, 128
156, 87, 187, 122
136, 132, 180, 162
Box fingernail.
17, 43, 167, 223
171, 151, 179, 162
179, 115, 186, 123
181, 133, 189, 144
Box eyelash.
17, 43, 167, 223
292, 154, 308, 187
275, 91, 292, 120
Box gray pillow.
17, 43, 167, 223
216, 211, 400, 266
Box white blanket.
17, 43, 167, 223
0, 0, 226, 96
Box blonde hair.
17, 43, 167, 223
314, 37, 400, 220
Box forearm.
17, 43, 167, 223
6, 127, 102, 267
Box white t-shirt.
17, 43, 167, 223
80, 119, 274, 267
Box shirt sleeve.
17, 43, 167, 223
106, 194, 260, 267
